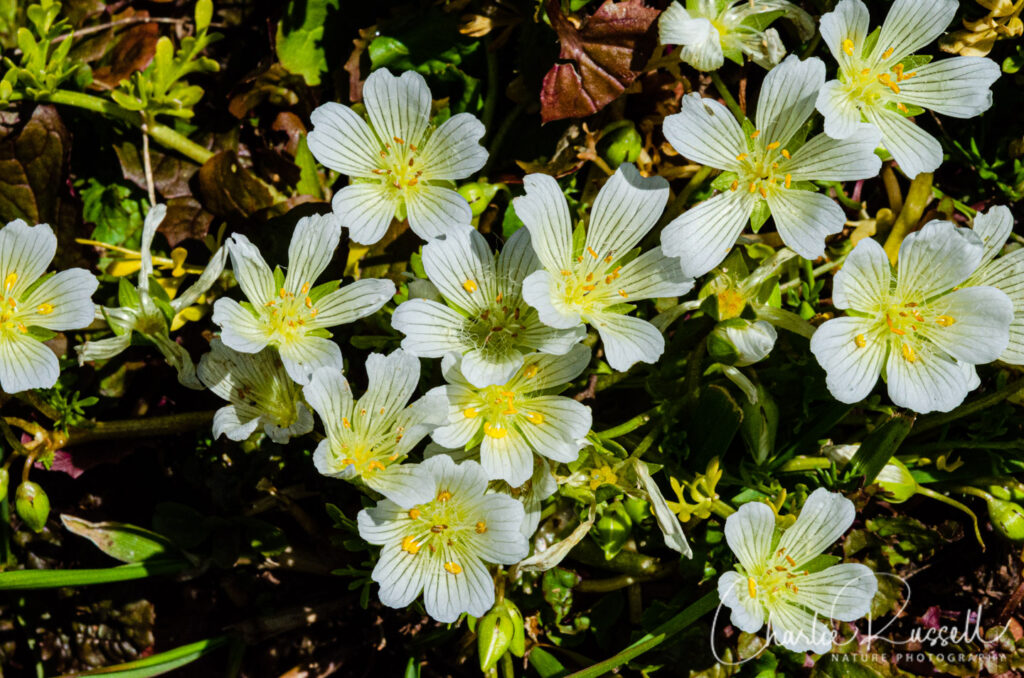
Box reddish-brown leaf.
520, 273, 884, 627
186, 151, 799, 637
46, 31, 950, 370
90, 22, 160, 90
540, 0, 660, 123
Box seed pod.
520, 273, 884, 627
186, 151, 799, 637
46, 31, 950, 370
987, 497, 1024, 542
15, 481, 50, 533
477, 604, 514, 671
874, 458, 918, 504
622, 496, 651, 526
708, 319, 777, 366
0, 468, 8, 502
502, 599, 526, 657
600, 122, 643, 168
457, 181, 501, 218
590, 500, 632, 560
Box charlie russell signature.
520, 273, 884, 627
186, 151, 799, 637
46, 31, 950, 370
710, 572, 1013, 665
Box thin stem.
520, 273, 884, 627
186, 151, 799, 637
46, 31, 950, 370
779, 256, 846, 292
66, 411, 216, 447
710, 72, 744, 121
912, 376, 1024, 436
882, 164, 903, 213
777, 456, 833, 473
481, 37, 498, 140
141, 121, 158, 206
595, 408, 655, 440
883, 172, 933, 263
919, 485, 984, 548
753, 305, 816, 339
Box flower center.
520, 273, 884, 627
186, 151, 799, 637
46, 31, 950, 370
334, 408, 407, 475
399, 489, 488, 575
372, 135, 425, 195
558, 250, 627, 313
262, 283, 319, 345
461, 289, 531, 359
0, 273, 29, 337
462, 377, 546, 439
748, 546, 809, 605
840, 39, 918, 113
728, 130, 793, 199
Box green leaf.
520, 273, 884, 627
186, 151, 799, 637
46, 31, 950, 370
57, 635, 229, 677
275, 0, 340, 86
528, 648, 568, 678
61, 515, 179, 563
294, 134, 324, 199
849, 413, 915, 483
0, 560, 189, 590
860, 26, 881, 60
368, 36, 411, 70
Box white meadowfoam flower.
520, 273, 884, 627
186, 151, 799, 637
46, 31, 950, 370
0, 220, 97, 393
428, 346, 592, 488
662, 55, 882, 278
515, 163, 694, 372
810, 220, 1013, 414
816, 0, 1000, 179
659, 0, 814, 72
212, 214, 394, 385
198, 338, 313, 444
357, 454, 529, 623
308, 68, 487, 245
392, 226, 584, 388
717, 488, 877, 654
76, 205, 226, 390
304, 349, 448, 506
964, 206, 1024, 366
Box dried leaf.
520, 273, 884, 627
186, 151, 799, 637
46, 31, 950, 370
540, 0, 660, 123
0, 105, 71, 224
163, 196, 214, 246
197, 150, 275, 221
90, 22, 159, 90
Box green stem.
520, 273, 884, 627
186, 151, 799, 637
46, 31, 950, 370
710, 499, 735, 518
912, 376, 1024, 436
66, 411, 216, 447
569, 539, 670, 577
481, 37, 499, 141
780, 255, 846, 293
777, 456, 832, 473
883, 172, 933, 263
709, 72, 744, 121
12, 90, 214, 165
596, 409, 655, 440
752, 305, 816, 339
564, 590, 719, 678
918, 485, 984, 548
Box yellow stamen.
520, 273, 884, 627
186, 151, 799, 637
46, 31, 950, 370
618, 289, 628, 298
463, 279, 478, 293
401, 535, 420, 554
730, 179, 739, 191
736, 153, 748, 162
766, 141, 780, 150
781, 149, 790, 159
936, 315, 956, 327
463, 407, 478, 418
750, 129, 761, 139
561, 269, 571, 277
785, 554, 796, 567
367, 460, 386, 472
475, 521, 488, 534
901, 343, 917, 362
483, 422, 507, 439
882, 46, 894, 59
437, 490, 452, 502
748, 577, 758, 598
897, 102, 909, 113
842, 38, 855, 56
758, 187, 768, 198
748, 182, 757, 193
3, 272, 16, 290
886, 315, 905, 336
523, 364, 539, 379
36, 303, 54, 315
587, 246, 599, 259
854, 334, 866, 348
409, 508, 421, 519
526, 412, 544, 425
301, 282, 311, 294
444, 561, 462, 575
342, 417, 351, 429
784, 174, 792, 188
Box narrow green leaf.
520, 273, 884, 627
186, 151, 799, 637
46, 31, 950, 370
528, 647, 568, 678
849, 413, 915, 483
0, 560, 188, 590
57, 635, 229, 677
61, 515, 178, 563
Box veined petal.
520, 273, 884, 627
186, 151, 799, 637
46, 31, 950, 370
358, 499, 410, 544
635, 459, 692, 557
462, 348, 524, 389
663, 94, 746, 171
367, 465, 438, 507
360, 349, 421, 424
416, 113, 487, 180
897, 57, 999, 119
515, 395, 591, 464
76, 333, 132, 363
405, 185, 473, 241
522, 270, 582, 330
784, 126, 882, 182
471, 493, 530, 562
517, 320, 585, 356
589, 312, 664, 372
922, 287, 1012, 364
278, 335, 343, 385
284, 214, 341, 293
886, 341, 971, 413
659, 3, 723, 72
833, 237, 891, 311
226, 233, 275, 305
312, 278, 395, 327
495, 226, 540, 285
362, 68, 431, 148
816, 80, 865, 141
422, 454, 489, 502
0, 332, 58, 393
393, 298, 471, 357
971, 248, 1024, 364
370, 543, 428, 609
0, 220, 56, 298
394, 391, 449, 457
585, 164, 668, 268
875, 0, 957, 66
304, 368, 354, 438
508, 344, 591, 391
778, 488, 855, 567
768, 601, 835, 654
819, 0, 870, 71
755, 55, 824, 148
863, 100, 942, 180
308, 102, 381, 177
797, 563, 877, 621
766, 189, 845, 261
972, 205, 1014, 267
718, 571, 766, 633
212, 405, 262, 442
19, 268, 98, 330
212, 298, 268, 353
172, 246, 229, 313
422, 225, 494, 313
724, 501, 776, 574
431, 413, 480, 450
896, 220, 983, 300
332, 183, 399, 246
514, 173, 574, 272
661, 189, 755, 278
480, 428, 535, 486
422, 547, 494, 623
604, 247, 693, 302
810, 317, 885, 405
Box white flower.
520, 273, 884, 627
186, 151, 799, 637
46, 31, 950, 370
0, 220, 97, 393
515, 163, 694, 371
710, 318, 778, 366
816, 0, 1000, 179
428, 346, 592, 487
304, 349, 448, 506
307, 68, 487, 245
634, 459, 692, 557
810, 220, 1013, 414
662, 55, 882, 278
77, 205, 228, 390
212, 214, 394, 385
659, 0, 814, 71
392, 225, 584, 388
964, 206, 1024, 365
357, 454, 529, 623
717, 488, 877, 654
198, 338, 313, 444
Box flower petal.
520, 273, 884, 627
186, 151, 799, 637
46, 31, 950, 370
661, 189, 754, 278
585, 164, 668, 268
863, 102, 942, 180
635, 459, 692, 557
589, 312, 664, 372
971, 249, 1024, 364
659, 4, 723, 72
766, 189, 846, 261
516, 395, 591, 464
514, 174, 573, 272
778, 488, 855, 567
885, 341, 971, 413
417, 113, 488, 180
768, 601, 835, 654
755, 55, 824, 148
810, 317, 884, 405
495, 226, 540, 285
832, 236, 891, 311
406, 185, 473, 240
461, 348, 524, 389
724, 500, 776, 574
896, 220, 983, 300
284, 214, 341, 293
304, 367, 354, 439
307, 101, 380, 177
797, 563, 877, 621
480, 428, 535, 486
0, 220, 56, 298
362, 68, 431, 148
332, 183, 399, 246
663, 94, 746, 171
212, 298, 268, 353
393, 298, 471, 357
212, 405, 262, 441
923, 286, 1012, 364
370, 543, 428, 609
422, 225, 494, 312
226, 233, 274, 305
819, 0, 871, 71
875, 0, 957, 66
784, 125, 882, 182
718, 571, 766, 633
971, 205, 1014, 267
278, 335, 343, 385
816, 80, 865, 140
897, 56, 999, 119
422, 546, 494, 623
368, 465, 438, 507
312, 278, 395, 327
19, 268, 97, 330
509, 344, 591, 391
0, 331, 58, 392
359, 349, 421, 424
522, 270, 582, 329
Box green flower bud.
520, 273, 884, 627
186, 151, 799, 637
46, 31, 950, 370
599, 122, 642, 168
874, 458, 918, 504
457, 181, 501, 218
623, 496, 651, 525
0, 468, 8, 502
987, 497, 1024, 542
591, 500, 632, 560
15, 481, 50, 533
983, 479, 1024, 501
708, 319, 777, 366
477, 604, 514, 671
502, 599, 526, 657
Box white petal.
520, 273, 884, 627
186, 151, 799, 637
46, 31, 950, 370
212, 298, 268, 353
508, 344, 591, 391
724, 320, 777, 366
661, 189, 754, 278
768, 601, 835, 654
724, 500, 776, 574
875, 0, 957, 65
471, 494, 530, 562
422, 454, 490, 500
0, 220, 56, 298
635, 459, 692, 557
755, 55, 824, 147
362, 68, 432, 148
405, 185, 473, 240
417, 113, 487, 180
718, 571, 766, 633
778, 488, 855, 567
514, 174, 574, 272
266, 403, 314, 443
461, 348, 523, 389
659, 4, 723, 72
480, 429, 535, 486
832, 236, 891, 311
517, 320, 585, 356
358, 500, 410, 544
897, 57, 999, 119
516, 396, 591, 464
589, 312, 664, 372
284, 214, 340, 293
585, 164, 668, 268
810, 317, 885, 405
359, 349, 421, 423
304, 368, 354, 438
332, 183, 399, 246
522, 270, 581, 329
368, 465, 438, 507
226, 233, 274, 305
896, 220, 983, 299
77, 333, 132, 363
172, 245, 229, 313
797, 563, 877, 621
422, 548, 494, 623
392, 298, 470, 357
312, 278, 395, 327
394, 391, 450, 457
924, 287, 1011, 364
766, 189, 845, 260
863, 102, 942, 180
307, 102, 380, 177
370, 543, 428, 609
599, 247, 693, 302
0, 332, 58, 392
663, 94, 745, 171
212, 405, 262, 441
971, 249, 1024, 364
816, 80, 865, 140
495, 226, 540, 284
972, 205, 1014, 267
422, 225, 493, 312
784, 126, 882, 182
19, 268, 98, 330
886, 341, 971, 413
278, 336, 343, 385
819, 0, 870, 70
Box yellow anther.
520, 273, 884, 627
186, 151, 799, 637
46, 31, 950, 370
408, 508, 421, 519
463, 279, 478, 293
882, 46, 895, 59
785, 554, 797, 567
936, 315, 956, 327
305, 296, 313, 308
484, 422, 507, 439
886, 314, 906, 336
17, 322, 26, 333
561, 269, 571, 277
444, 561, 462, 575
748, 182, 757, 193
605, 275, 613, 285
854, 334, 866, 348
758, 187, 768, 198
393, 136, 405, 145
612, 266, 622, 278
581, 284, 596, 292
766, 141, 780, 150
437, 490, 452, 502
587, 246, 599, 259
523, 364, 539, 379
526, 411, 545, 425
301, 282, 311, 294
463, 407, 478, 418
861, 68, 871, 77
736, 153, 748, 162
367, 460, 386, 472
842, 38, 855, 56
36, 303, 54, 315
342, 417, 351, 429
310, 308, 319, 318
750, 129, 761, 139
618, 289, 628, 298
897, 102, 909, 113
279, 287, 287, 298
341, 457, 356, 467
604, 255, 613, 263
730, 179, 739, 191
901, 343, 917, 363
475, 521, 488, 534
748, 577, 758, 598
3, 272, 16, 290
784, 174, 792, 188
401, 535, 420, 554
781, 149, 790, 159
585, 272, 594, 282
495, 292, 503, 303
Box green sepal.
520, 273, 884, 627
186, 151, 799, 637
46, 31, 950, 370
749, 199, 771, 233
711, 171, 739, 192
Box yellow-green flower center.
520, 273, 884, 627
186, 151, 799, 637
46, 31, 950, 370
262, 283, 319, 345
